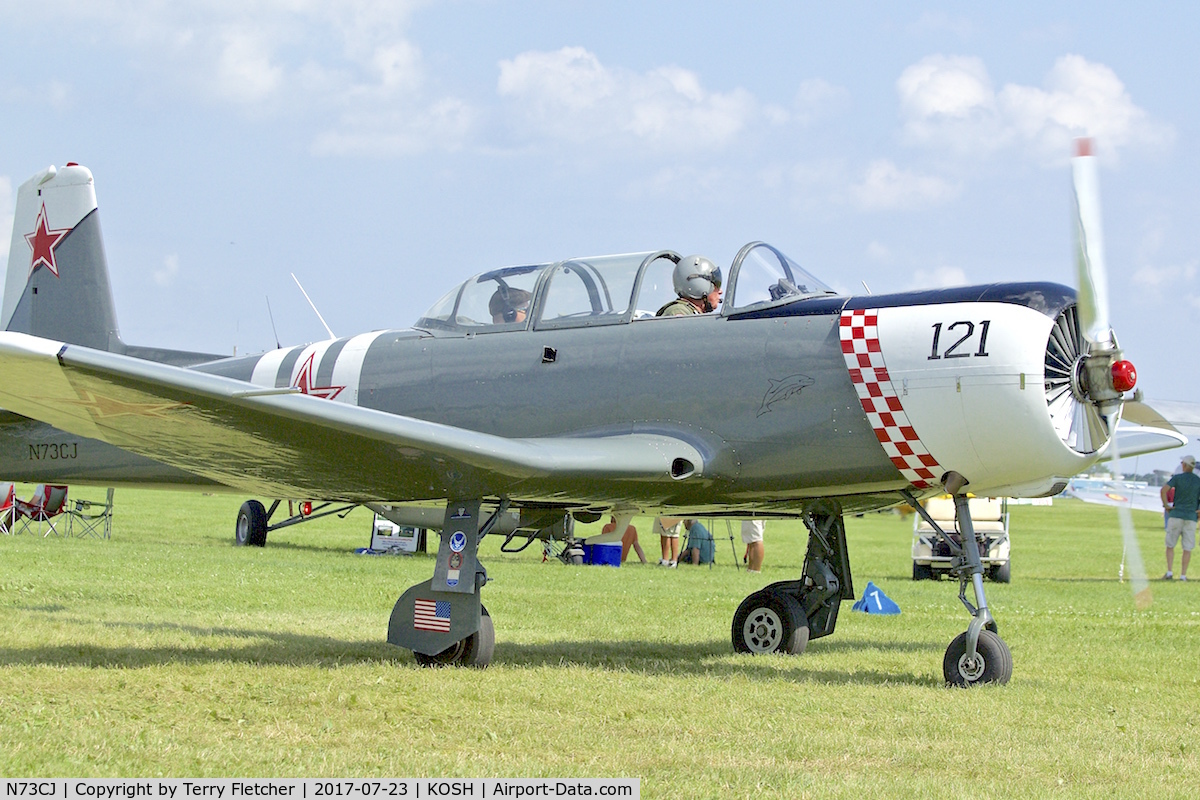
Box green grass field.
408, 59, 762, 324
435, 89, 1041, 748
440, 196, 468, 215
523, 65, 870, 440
1, 488, 1198, 797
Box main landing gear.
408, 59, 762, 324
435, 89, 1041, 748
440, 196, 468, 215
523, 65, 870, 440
387, 498, 501, 668
730, 484, 1011, 687
731, 502, 854, 657
904, 471, 1013, 686
233, 499, 358, 547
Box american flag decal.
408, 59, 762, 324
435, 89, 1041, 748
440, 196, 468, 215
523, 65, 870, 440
414, 598, 452, 632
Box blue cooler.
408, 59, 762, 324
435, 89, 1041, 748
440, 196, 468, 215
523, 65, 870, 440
583, 542, 622, 566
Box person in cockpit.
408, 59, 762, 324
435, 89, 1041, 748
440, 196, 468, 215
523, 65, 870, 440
489, 287, 532, 324
656, 255, 722, 317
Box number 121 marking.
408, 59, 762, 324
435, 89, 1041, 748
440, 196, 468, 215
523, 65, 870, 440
929, 320, 990, 360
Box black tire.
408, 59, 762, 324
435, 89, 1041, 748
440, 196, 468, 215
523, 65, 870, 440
414, 607, 494, 668
235, 500, 268, 547
732, 590, 809, 655
943, 629, 1012, 686
989, 561, 1011, 583
913, 561, 933, 581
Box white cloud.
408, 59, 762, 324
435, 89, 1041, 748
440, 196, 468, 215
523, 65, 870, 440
1132, 261, 1198, 291
848, 159, 960, 210
498, 47, 615, 113
497, 46, 757, 153
865, 241, 891, 262
5, 1, 466, 155
154, 253, 180, 287
910, 266, 969, 289
898, 54, 1173, 162
311, 97, 473, 157
212, 28, 285, 105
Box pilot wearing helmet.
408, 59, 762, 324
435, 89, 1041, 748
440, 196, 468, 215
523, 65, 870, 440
656, 255, 723, 316
489, 286, 532, 324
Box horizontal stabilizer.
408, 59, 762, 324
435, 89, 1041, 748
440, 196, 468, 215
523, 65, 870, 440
1108, 421, 1188, 461
1128, 399, 1200, 439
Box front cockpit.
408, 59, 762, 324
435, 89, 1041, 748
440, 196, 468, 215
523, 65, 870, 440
413, 243, 836, 334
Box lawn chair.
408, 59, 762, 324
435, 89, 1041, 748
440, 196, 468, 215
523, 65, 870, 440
0, 483, 15, 534
14, 484, 70, 537
69, 488, 115, 539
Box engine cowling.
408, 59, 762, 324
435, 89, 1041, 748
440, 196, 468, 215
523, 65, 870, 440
841, 297, 1113, 497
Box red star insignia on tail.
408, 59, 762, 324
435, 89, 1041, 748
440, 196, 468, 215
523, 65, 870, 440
292, 352, 345, 400
24, 203, 71, 278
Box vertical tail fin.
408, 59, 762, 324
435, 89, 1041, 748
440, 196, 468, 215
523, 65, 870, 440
3, 164, 126, 352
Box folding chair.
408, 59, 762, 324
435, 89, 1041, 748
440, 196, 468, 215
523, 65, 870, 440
69, 488, 115, 539
14, 484, 70, 537
0, 483, 15, 535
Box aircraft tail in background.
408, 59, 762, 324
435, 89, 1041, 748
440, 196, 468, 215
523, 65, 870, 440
3, 164, 220, 366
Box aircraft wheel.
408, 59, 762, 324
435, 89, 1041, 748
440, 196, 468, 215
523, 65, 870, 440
912, 562, 933, 581
989, 561, 1011, 583
235, 500, 268, 547
943, 629, 1012, 686
732, 590, 809, 655
414, 607, 494, 668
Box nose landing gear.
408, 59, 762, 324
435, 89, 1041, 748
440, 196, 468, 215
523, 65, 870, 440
905, 472, 1013, 686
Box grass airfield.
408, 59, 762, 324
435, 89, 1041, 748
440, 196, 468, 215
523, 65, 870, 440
1, 489, 1198, 797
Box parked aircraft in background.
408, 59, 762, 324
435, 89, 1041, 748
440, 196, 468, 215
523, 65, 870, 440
1065, 478, 1168, 515
0, 142, 1181, 684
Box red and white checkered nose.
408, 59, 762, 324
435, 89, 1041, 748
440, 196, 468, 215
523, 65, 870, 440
839, 309, 942, 489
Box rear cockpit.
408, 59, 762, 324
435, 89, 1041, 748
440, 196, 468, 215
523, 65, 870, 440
413, 242, 836, 335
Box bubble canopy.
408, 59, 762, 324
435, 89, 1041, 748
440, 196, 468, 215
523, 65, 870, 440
414, 242, 835, 333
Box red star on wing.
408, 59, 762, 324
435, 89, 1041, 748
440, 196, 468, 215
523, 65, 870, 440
24, 203, 72, 278
292, 352, 345, 400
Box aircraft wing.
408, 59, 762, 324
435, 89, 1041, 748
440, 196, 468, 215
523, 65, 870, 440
0, 333, 704, 502
1065, 481, 1165, 514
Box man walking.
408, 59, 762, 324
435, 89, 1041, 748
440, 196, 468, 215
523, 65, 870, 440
1160, 455, 1200, 581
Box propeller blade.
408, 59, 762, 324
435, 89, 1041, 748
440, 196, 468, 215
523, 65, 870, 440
1074, 139, 1150, 608
1072, 138, 1113, 347
1108, 431, 1153, 610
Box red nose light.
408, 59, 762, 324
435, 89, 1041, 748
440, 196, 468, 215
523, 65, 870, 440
1112, 360, 1137, 393
301, 501, 313, 516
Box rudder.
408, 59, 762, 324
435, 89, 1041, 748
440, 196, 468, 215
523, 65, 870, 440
3, 164, 125, 352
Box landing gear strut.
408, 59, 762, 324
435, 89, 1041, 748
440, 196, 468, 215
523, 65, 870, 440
233, 498, 357, 547
731, 503, 854, 655
904, 472, 1013, 686
388, 498, 502, 668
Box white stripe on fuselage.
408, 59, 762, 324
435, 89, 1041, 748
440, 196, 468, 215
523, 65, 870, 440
327, 331, 386, 406
250, 347, 292, 388
248, 332, 385, 405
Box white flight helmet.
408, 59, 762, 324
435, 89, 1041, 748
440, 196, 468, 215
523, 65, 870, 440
673, 255, 723, 300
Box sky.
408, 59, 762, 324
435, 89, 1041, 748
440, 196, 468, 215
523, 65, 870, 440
1, 1, 1197, 473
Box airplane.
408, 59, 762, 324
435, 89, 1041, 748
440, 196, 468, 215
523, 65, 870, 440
1064, 477, 1166, 515
0, 142, 1175, 684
